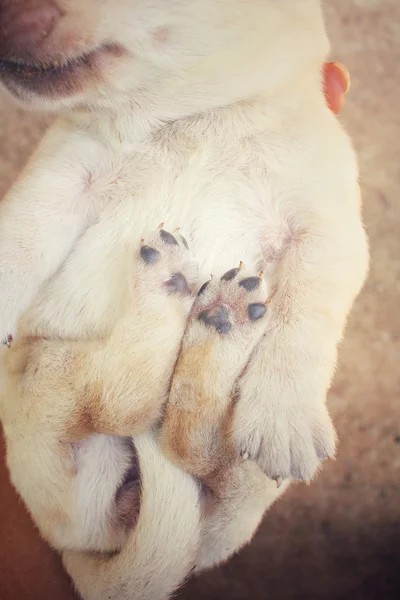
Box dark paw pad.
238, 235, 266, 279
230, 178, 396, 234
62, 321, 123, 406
248, 303, 267, 321
140, 245, 161, 264
239, 277, 261, 292
160, 229, 179, 246
198, 306, 232, 334
164, 272, 191, 296
198, 280, 210, 296
221, 267, 240, 282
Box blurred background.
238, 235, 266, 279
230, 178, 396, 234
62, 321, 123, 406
0, 0, 399, 599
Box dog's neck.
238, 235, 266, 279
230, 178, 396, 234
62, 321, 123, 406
66, 13, 329, 149
68, 58, 327, 151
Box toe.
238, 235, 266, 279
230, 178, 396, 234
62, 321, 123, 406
248, 303, 267, 321
140, 245, 161, 264
160, 229, 179, 246
239, 276, 262, 292
164, 272, 191, 296
221, 267, 241, 282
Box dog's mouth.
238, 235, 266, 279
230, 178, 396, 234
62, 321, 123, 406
0, 44, 123, 100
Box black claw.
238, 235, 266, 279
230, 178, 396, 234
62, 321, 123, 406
198, 306, 232, 334
160, 229, 179, 245
164, 272, 191, 296
221, 267, 240, 282
197, 280, 210, 296
140, 245, 161, 264
248, 303, 267, 321
239, 277, 261, 292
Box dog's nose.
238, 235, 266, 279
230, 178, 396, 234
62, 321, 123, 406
0, 0, 62, 61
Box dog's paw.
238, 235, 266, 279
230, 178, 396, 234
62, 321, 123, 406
162, 264, 269, 478
192, 263, 270, 339
136, 225, 199, 300
232, 365, 337, 483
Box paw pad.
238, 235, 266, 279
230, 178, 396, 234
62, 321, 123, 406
140, 246, 161, 265
164, 272, 191, 296
160, 229, 179, 246
239, 276, 261, 292
198, 306, 232, 334
138, 227, 198, 298
248, 303, 267, 321
193, 264, 269, 335
221, 267, 241, 282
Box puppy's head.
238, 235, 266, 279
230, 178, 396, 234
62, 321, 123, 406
0, 0, 328, 114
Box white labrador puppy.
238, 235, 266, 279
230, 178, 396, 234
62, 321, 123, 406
0, 1, 368, 599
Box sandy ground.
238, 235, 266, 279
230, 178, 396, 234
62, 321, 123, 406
0, 1, 399, 598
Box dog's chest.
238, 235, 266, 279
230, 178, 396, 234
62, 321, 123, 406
90, 133, 282, 277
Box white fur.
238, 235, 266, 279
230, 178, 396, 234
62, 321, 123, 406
0, 1, 368, 599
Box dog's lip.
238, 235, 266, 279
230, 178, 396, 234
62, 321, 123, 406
0, 55, 88, 77
0, 44, 113, 78
0, 43, 124, 99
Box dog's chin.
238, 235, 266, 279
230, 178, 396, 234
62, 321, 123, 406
0, 44, 124, 110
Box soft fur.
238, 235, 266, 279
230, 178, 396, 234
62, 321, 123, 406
0, 1, 368, 599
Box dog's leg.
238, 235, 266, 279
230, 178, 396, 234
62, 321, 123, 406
160, 266, 284, 568
1, 228, 199, 553
195, 460, 288, 571
230, 208, 369, 483
0, 121, 105, 342
67, 442, 284, 599
72, 227, 198, 436
63, 432, 201, 600
161, 264, 269, 477
4, 228, 198, 440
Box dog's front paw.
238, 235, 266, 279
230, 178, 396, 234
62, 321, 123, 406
162, 263, 269, 478
232, 368, 337, 483
136, 225, 199, 302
